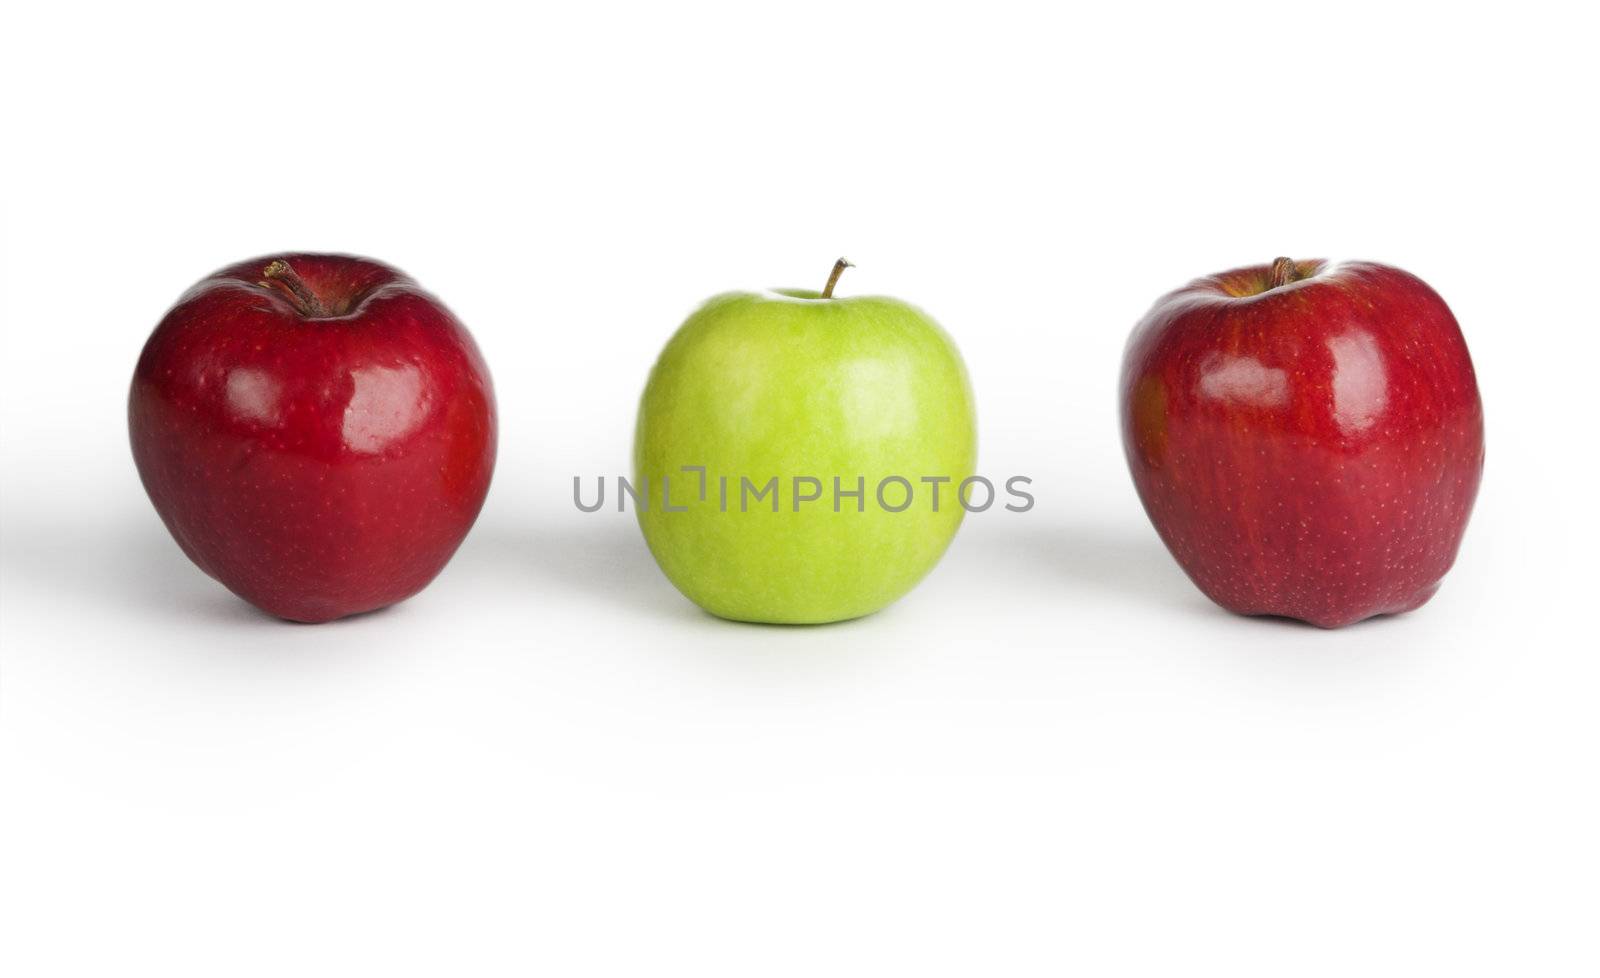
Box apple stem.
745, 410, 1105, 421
820, 258, 854, 299
1269, 257, 1299, 290
261, 259, 327, 317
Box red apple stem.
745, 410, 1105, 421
820, 258, 854, 299
261, 260, 327, 317
1269, 257, 1299, 290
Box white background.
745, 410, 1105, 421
2, 1, 1597, 974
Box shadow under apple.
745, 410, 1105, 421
1, 511, 279, 627
953, 516, 1221, 620
469, 516, 704, 623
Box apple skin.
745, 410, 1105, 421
1120, 259, 1483, 628
129, 254, 496, 623
635, 287, 976, 624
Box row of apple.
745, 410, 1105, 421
129, 254, 1483, 629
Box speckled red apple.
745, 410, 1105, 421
1120, 258, 1483, 628
129, 254, 496, 623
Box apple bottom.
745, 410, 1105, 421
1136, 469, 1475, 629
132, 406, 486, 624
1177, 553, 1445, 629
636, 493, 966, 625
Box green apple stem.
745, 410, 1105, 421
1269, 257, 1299, 290
820, 258, 854, 299
262, 259, 327, 317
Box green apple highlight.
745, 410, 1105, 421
634, 261, 977, 624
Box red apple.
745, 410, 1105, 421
1120, 258, 1483, 628
129, 254, 496, 623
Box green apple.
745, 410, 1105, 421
634, 260, 977, 624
